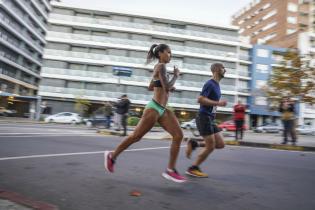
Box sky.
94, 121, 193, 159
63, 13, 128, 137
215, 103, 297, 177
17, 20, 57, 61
59, 0, 252, 27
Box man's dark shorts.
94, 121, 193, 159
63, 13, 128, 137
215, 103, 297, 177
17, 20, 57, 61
196, 113, 221, 136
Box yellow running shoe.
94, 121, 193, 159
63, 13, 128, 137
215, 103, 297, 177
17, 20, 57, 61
186, 166, 208, 178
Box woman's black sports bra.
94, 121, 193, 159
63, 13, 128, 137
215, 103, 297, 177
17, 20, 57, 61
153, 79, 162, 87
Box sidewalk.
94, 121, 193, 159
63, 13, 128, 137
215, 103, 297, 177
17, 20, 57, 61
98, 128, 315, 152
0, 117, 45, 124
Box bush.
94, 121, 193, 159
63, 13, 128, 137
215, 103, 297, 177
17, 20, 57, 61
128, 116, 140, 126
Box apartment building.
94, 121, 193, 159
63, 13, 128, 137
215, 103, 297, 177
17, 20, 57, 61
38, 2, 252, 120
232, 0, 311, 48
297, 31, 315, 127
249, 44, 287, 127
0, 0, 51, 117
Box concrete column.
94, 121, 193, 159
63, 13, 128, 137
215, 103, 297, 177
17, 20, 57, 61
35, 96, 42, 121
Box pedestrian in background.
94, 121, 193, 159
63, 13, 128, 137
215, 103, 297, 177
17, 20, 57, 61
233, 100, 246, 140
119, 95, 130, 136
114, 94, 130, 136
279, 97, 297, 145
104, 102, 113, 129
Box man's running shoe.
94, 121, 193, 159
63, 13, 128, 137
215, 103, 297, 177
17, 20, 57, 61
162, 168, 187, 183
185, 139, 198, 159
104, 151, 115, 173
186, 166, 208, 178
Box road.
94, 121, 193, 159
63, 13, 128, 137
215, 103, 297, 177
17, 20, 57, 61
0, 123, 315, 210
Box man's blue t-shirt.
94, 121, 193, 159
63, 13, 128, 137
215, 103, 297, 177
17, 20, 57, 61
199, 79, 221, 118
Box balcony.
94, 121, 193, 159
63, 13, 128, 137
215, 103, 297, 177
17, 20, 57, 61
16, 0, 47, 32
39, 85, 237, 108
44, 49, 250, 80
41, 67, 250, 95
0, 34, 42, 66
47, 31, 240, 61
30, 0, 49, 20
0, 13, 43, 53
3, 0, 46, 43
49, 14, 240, 44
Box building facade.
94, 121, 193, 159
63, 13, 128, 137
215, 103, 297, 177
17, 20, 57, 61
0, 0, 51, 117
249, 44, 287, 127
232, 0, 311, 48
39, 2, 252, 121
297, 31, 315, 127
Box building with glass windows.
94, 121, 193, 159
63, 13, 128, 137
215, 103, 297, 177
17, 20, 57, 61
39, 2, 252, 121
0, 0, 51, 117
249, 44, 287, 127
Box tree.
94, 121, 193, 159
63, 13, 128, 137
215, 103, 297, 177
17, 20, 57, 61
74, 97, 91, 117
264, 50, 315, 108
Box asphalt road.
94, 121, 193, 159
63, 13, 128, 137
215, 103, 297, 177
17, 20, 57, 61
0, 123, 315, 210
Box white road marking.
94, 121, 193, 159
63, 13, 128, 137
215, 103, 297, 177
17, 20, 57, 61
0, 135, 101, 138
0, 133, 95, 135
0, 146, 177, 161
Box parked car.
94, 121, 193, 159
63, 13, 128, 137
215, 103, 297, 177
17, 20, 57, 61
296, 125, 315, 136
254, 123, 282, 133
180, 119, 197, 129
0, 107, 17, 117
218, 120, 248, 131
84, 117, 113, 128
45, 112, 82, 124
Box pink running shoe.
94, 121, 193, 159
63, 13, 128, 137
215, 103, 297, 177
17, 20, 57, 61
104, 151, 115, 173
162, 169, 187, 183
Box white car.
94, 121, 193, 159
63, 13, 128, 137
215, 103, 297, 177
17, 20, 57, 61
180, 119, 197, 129
254, 123, 282, 133
45, 112, 82, 124
297, 125, 315, 136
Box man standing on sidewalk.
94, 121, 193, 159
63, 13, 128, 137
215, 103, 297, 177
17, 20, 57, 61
233, 100, 246, 140
279, 97, 297, 145
115, 94, 130, 136
185, 63, 226, 178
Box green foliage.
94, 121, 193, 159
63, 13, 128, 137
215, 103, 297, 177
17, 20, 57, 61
74, 97, 91, 117
264, 50, 315, 107
128, 116, 140, 126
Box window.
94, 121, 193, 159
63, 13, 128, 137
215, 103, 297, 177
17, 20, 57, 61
256, 64, 269, 73
257, 49, 269, 57
256, 80, 267, 88
287, 16, 297, 24
255, 97, 267, 105
238, 19, 244, 25
262, 3, 271, 10
262, 22, 277, 31
263, 33, 277, 41
287, 29, 297, 34
262, 10, 277, 20
288, 3, 298, 12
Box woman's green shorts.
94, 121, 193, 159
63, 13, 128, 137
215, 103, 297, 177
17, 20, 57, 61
145, 99, 166, 117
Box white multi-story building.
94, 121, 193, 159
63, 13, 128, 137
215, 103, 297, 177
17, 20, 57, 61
39, 2, 252, 120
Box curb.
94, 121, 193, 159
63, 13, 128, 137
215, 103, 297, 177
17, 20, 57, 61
186, 137, 315, 152
97, 130, 315, 152
97, 130, 120, 136
0, 120, 47, 124
0, 189, 58, 210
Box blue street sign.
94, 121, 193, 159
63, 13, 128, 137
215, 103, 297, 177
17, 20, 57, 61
112, 66, 132, 77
